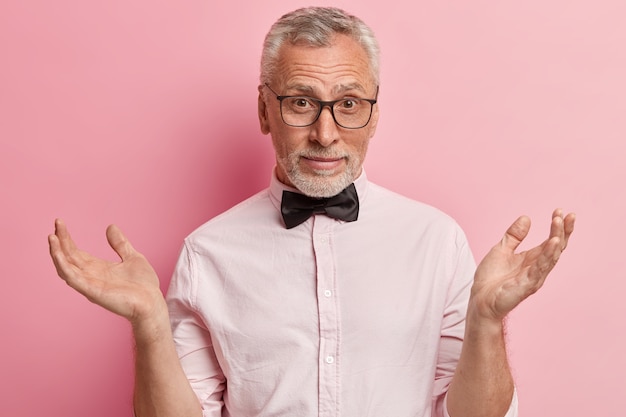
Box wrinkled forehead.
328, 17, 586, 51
273, 35, 377, 92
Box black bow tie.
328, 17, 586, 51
281, 184, 359, 229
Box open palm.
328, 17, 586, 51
470, 209, 576, 321
48, 219, 164, 324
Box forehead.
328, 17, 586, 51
273, 34, 375, 94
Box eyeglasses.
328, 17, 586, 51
264, 83, 378, 129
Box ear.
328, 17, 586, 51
258, 86, 270, 135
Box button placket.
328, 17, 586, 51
312, 216, 340, 417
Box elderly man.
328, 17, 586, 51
49, 7, 575, 417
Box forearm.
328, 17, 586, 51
446, 305, 514, 417
132, 300, 202, 417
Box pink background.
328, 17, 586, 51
2, 1, 624, 415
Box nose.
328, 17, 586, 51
310, 105, 340, 147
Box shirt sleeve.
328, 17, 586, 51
166, 242, 225, 417
431, 227, 519, 417
431, 227, 475, 416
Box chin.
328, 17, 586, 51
290, 171, 353, 198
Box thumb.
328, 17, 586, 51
500, 215, 531, 252
106, 224, 137, 261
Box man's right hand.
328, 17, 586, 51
48, 219, 166, 327
50, 219, 204, 416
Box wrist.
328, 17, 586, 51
131, 295, 172, 346
464, 302, 507, 340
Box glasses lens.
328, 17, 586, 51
280, 97, 373, 128
333, 98, 372, 129
281, 97, 320, 127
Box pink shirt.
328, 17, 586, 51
166, 171, 518, 417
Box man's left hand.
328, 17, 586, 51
469, 209, 576, 322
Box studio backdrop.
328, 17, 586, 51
1, 1, 624, 415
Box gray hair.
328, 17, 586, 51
260, 7, 380, 86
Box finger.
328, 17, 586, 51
500, 215, 531, 252
527, 235, 562, 287
549, 212, 564, 243
48, 233, 64, 276
54, 218, 77, 253
54, 218, 93, 268
549, 209, 576, 251
50, 230, 105, 300
106, 224, 137, 261
48, 232, 79, 282
562, 212, 576, 250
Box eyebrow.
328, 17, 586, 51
284, 83, 367, 97
334, 83, 367, 95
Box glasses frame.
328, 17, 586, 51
264, 83, 379, 129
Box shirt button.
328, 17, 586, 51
324, 290, 332, 297
325, 355, 335, 364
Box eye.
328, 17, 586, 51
283, 97, 319, 115
338, 98, 361, 111
293, 97, 311, 108
344, 99, 356, 108
288, 97, 314, 108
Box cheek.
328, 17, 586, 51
357, 142, 370, 163
272, 136, 287, 157
271, 128, 309, 155
348, 136, 371, 160
271, 134, 298, 163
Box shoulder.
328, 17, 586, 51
364, 182, 457, 225
184, 188, 280, 247
360, 181, 470, 250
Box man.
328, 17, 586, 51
49, 7, 575, 417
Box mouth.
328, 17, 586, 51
301, 156, 345, 172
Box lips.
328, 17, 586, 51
302, 156, 345, 171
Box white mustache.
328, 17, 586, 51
297, 148, 347, 160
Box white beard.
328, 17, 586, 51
278, 147, 361, 198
